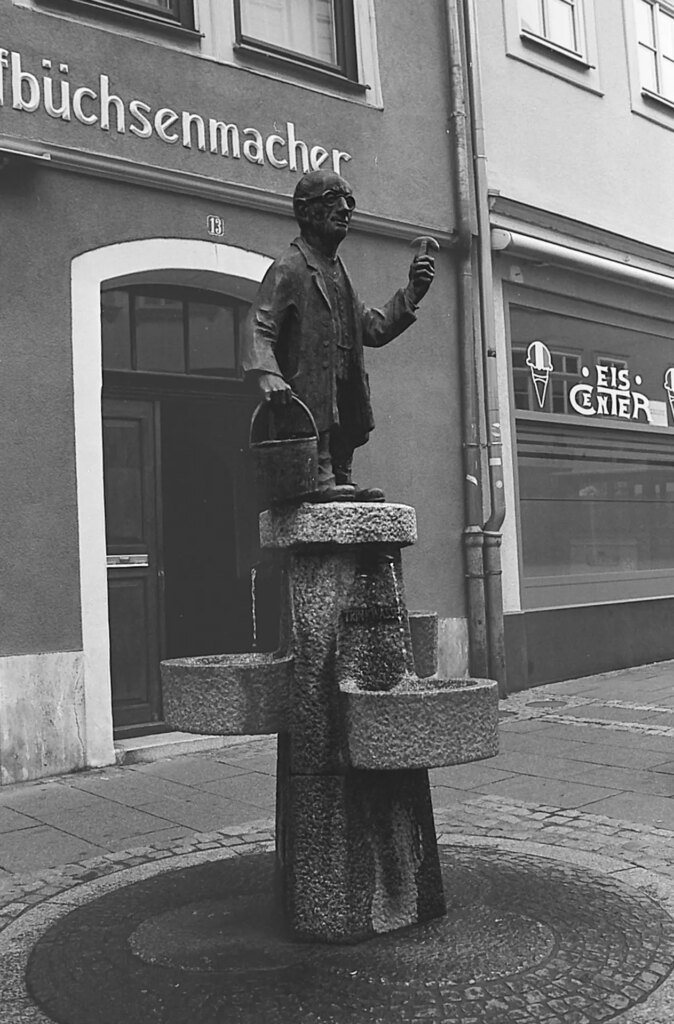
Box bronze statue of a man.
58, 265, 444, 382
242, 169, 435, 500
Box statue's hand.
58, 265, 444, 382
406, 254, 436, 304
257, 372, 292, 406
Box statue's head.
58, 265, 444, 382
293, 170, 355, 254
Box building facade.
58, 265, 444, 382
0, 0, 468, 783
477, 0, 674, 686
5, 0, 674, 786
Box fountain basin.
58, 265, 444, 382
339, 676, 499, 770
160, 652, 293, 736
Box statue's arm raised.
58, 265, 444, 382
360, 253, 435, 349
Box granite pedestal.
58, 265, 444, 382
161, 502, 499, 944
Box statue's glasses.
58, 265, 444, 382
306, 189, 356, 211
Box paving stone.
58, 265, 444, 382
23, 846, 674, 1024
199, 771, 277, 808
127, 755, 255, 785
101, 826, 193, 852
0, 826, 104, 873
21, 801, 177, 847
429, 764, 516, 789
0, 807, 41, 834
578, 767, 674, 796
580, 793, 674, 829
132, 795, 263, 831
63, 769, 240, 806
469, 775, 620, 809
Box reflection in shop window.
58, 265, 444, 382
517, 424, 674, 607
520, 438, 674, 578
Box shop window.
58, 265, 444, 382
101, 286, 243, 377
513, 344, 582, 414
518, 421, 674, 606
635, 0, 674, 102
234, 0, 359, 82
509, 296, 674, 607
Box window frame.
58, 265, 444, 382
502, 0, 602, 94
101, 284, 248, 382
635, 0, 674, 104
233, 0, 359, 85
520, 0, 586, 61
625, 0, 674, 129
34, 0, 197, 35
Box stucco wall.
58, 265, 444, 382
2, 1, 454, 229
0, 164, 464, 657
477, 1, 674, 251
0, 0, 465, 663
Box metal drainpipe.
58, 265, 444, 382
463, 0, 508, 696
445, 0, 488, 679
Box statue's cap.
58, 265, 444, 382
293, 169, 353, 203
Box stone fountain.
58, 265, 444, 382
160, 499, 499, 944
161, 167, 498, 945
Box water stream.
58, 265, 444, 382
388, 557, 410, 671
250, 566, 258, 651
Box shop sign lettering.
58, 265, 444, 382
0, 49, 352, 175
568, 365, 651, 422
527, 341, 653, 424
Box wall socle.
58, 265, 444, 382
0, 651, 87, 785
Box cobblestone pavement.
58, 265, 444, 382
2, 661, 674, 1022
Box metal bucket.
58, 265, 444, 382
249, 395, 318, 505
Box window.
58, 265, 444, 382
517, 421, 674, 607
502, 0, 600, 93
513, 344, 582, 414
520, 0, 584, 55
36, 0, 196, 32
508, 296, 674, 608
636, 0, 674, 102
235, 0, 358, 81
101, 286, 247, 377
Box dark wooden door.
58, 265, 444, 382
102, 397, 163, 731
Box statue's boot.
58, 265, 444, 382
352, 486, 386, 502
334, 473, 385, 502
308, 484, 357, 502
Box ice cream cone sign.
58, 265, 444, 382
663, 367, 674, 423
526, 341, 553, 409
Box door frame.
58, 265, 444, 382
70, 238, 272, 768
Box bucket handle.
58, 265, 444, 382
249, 393, 318, 445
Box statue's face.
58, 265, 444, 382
295, 172, 355, 249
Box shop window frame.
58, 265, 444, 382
233, 0, 364, 93
502, 0, 602, 94
504, 284, 674, 611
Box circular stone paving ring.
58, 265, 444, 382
26, 846, 674, 1024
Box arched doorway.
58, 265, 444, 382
101, 280, 281, 733
71, 241, 273, 761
